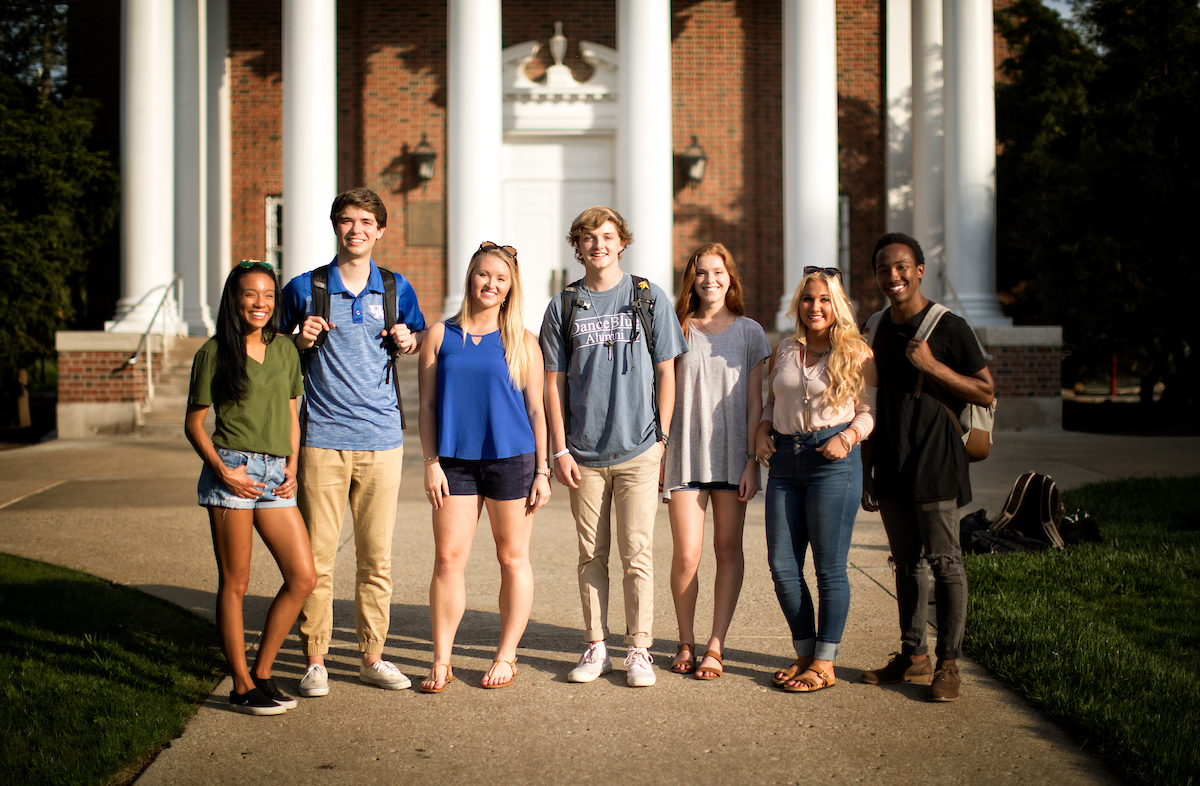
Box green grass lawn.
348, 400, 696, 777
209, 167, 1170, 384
0, 553, 225, 786
965, 475, 1200, 786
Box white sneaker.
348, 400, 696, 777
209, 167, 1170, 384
567, 642, 613, 683
359, 660, 412, 690
624, 647, 656, 687
298, 663, 329, 698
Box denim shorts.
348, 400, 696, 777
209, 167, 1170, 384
671, 480, 740, 492
197, 448, 296, 510
441, 453, 534, 501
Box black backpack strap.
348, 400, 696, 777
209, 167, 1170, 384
629, 275, 663, 442
379, 268, 406, 429
560, 279, 584, 362
299, 265, 332, 446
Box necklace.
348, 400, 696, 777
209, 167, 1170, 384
692, 313, 732, 336
801, 344, 830, 430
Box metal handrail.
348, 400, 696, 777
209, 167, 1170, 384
115, 275, 185, 403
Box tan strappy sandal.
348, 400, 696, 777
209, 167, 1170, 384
670, 643, 696, 674
772, 656, 813, 685
780, 665, 836, 693
694, 649, 723, 680
482, 656, 517, 689
419, 663, 455, 694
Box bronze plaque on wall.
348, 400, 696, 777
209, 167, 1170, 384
407, 202, 445, 247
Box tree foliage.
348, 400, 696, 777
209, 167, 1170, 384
996, 0, 1200, 411
0, 3, 117, 418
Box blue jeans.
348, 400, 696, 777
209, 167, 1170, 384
764, 425, 862, 661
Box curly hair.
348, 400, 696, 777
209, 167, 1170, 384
565, 206, 633, 263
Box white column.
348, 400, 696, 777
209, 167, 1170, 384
885, 0, 913, 236
780, 0, 839, 330
113, 0, 175, 332
283, 0, 337, 282
912, 0, 944, 301
206, 0, 231, 323
446, 0, 502, 316
175, 0, 213, 336
943, 0, 1009, 324
617, 0, 673, 294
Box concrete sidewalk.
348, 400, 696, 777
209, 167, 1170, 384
2, 430, 1196, 785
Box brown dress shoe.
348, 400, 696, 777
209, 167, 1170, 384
928, 663, 961, 702
860, 652, 934, 685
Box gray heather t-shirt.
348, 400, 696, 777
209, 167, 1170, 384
664, 316, 771, 488
540, 273, 688, 467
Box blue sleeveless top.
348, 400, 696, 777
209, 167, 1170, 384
437, 323, 536, 460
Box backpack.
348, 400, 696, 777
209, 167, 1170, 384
988, 471, 1065, 550
304, 264, 406, 429
559, 275, 663, 442
864, 304, 997, 461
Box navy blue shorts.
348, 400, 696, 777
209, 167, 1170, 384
672, 480, 740, 493
441, 453, 534, 501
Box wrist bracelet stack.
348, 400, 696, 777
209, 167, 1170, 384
552, 448, 570, 459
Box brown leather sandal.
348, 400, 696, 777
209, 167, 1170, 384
694, 649, 723, 680
482, 656, 517, 689
670, 643, 696, 674
772, 656, 813, 685
780, 665, 836, 693
419, 663, 455, 694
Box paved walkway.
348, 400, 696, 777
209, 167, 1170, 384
2, 425, 1196, 785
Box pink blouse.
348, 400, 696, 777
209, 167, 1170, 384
761, 340, 876, 437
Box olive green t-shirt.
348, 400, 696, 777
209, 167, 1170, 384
187, 336, 304, 457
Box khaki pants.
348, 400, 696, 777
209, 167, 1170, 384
296, 445, 403, 656
571, 444, 662, 648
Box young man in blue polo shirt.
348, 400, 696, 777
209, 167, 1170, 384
280, 188, 426, 695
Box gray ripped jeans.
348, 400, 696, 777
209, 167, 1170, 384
878, 497, 967, 661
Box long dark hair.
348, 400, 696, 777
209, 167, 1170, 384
214, 263, 280, 402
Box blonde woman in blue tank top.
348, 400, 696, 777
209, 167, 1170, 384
416, 242, 551, 692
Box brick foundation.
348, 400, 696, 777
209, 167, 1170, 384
55, 332, 168, 437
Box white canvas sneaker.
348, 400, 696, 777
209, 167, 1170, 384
624, 647, 656, 687
297, 663, 329, 697
567, 642, 613, 683
359, 660, 412, 690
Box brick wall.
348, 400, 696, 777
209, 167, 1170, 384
57, 350, 161, 405
986, 345, 1062, 398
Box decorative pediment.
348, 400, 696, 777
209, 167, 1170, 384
502, 22, 618, 132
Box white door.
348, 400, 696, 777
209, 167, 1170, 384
502, 135, 614, 332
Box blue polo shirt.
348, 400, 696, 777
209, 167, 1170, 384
280, 259, 426, 451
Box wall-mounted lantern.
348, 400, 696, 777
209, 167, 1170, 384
681, 135, 707, 184
411, 134, 437, 183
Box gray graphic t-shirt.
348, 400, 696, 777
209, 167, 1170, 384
540, 273, 688, 467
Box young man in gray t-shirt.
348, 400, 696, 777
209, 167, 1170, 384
540, 206, 688, 687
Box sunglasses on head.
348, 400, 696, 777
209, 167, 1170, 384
478, 241, 518, 261
238, 259, 273, 270
804, 266, 840, 277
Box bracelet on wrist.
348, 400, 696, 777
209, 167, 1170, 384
552, 448, 571, 459
838, 432, 853, 450
423, 456, 440, 465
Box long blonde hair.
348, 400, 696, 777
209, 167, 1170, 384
451, 243, 531, 388
786, 270, 870, 410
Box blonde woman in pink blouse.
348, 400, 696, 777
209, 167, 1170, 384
754, 267, 876, 693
